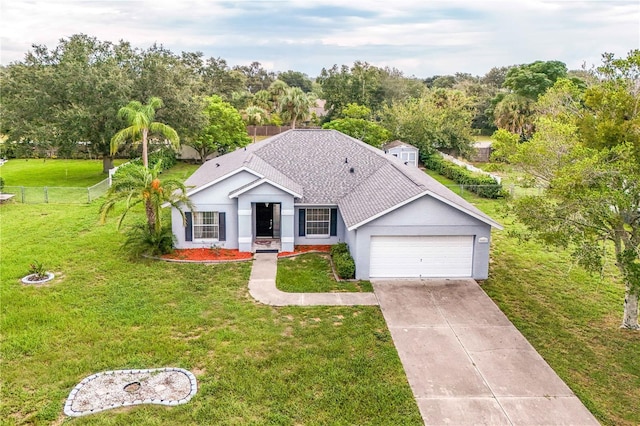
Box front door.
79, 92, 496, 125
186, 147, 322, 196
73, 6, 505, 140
256, 203, 273, 237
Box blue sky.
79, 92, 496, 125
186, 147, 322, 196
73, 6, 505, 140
1, 0, 638, 78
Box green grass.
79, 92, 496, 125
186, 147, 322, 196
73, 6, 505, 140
0, 203, 420, 425
0, 159, 126, 187
158, 161, 200, 182
277, 253, 373, 293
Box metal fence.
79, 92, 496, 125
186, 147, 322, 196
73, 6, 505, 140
2, 178, 110, 204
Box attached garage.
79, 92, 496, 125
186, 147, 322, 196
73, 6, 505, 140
369, 236, 474, 278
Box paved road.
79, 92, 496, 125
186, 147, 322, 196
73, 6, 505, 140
373, 279, 599, 426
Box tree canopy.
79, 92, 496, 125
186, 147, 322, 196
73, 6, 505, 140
188, 95, 250, 163
511, 50, 640, 329
111, 97, 180, 168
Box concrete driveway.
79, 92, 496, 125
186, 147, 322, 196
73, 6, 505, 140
373, 279, 599, 425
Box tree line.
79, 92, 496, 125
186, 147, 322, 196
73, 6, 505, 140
0, 33, 589, 171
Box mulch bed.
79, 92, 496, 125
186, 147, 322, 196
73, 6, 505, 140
161, 248, 253, 262
278, 245, 331, 258
161, 245, 332, 262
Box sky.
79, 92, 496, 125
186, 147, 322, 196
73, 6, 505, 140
1, 0, 638, 78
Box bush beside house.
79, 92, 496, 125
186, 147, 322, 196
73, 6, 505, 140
331, 243, 356, 279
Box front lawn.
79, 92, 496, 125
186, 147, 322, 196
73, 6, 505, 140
277, 253, 373, 293
0, 203, 420, 425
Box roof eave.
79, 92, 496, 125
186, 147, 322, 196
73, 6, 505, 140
228, 178, 303, 199
346, 191, 504, 231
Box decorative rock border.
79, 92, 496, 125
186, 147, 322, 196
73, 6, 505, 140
21, 272, 54, 285
64, 367, 197, 417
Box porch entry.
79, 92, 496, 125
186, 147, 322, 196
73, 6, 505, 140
255, 202, 281, 238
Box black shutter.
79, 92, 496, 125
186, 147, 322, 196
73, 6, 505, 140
330, 208, 338, 236
218, 212, 226, 241
299, 209, 306, 236
185, 212, 193, 241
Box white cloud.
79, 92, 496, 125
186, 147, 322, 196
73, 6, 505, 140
0, 0, 638, 76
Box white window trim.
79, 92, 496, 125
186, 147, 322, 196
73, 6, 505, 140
305, 207, 331, 238
193, 211, 220, 241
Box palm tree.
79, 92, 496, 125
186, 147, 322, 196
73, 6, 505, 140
99, 162, 192, 235
243, 106, 269, 143
111, 97, 180, 168
278, 87, 315, 129
494, 94, 535, 139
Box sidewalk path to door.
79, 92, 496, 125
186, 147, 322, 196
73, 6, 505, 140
248, 253, 378, 306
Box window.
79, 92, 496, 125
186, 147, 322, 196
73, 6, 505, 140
193, 211, 219, 239
401, 151, 416, 165
306, 208, 330, 236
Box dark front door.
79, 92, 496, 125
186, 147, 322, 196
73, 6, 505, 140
256, 203, 273, 237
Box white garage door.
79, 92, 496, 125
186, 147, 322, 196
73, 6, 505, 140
370, 236, 474, 278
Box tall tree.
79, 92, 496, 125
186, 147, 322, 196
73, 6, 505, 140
493, 94, 535, 139
278, 87, 315, 129
277, 70, 313, 92
188, 95, 250, 163
383, 88, 475, 157
233, 61, 276, 94
504, 60, 569, 99
0, 34, 135, 172
512, 51, 640, 329
111, 97, 179, 168
243, 105, 269, 143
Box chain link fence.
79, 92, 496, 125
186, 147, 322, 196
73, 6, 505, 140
2, 178, 110, 204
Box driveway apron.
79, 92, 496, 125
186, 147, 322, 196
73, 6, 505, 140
373, 279, 599, 426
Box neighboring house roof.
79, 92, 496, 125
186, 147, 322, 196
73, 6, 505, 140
383, 140, 417, 151
184, 129, 502, 230
310, 99, 327, 118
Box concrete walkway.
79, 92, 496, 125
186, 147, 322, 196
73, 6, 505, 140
248, 253, 378, 306
373, 279, 600, 426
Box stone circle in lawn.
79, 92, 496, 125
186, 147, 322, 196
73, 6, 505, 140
64, 368, 197, 417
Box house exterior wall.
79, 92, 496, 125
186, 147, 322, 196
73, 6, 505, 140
293, 205, 345, 246
351, 195, 493, 280
171, 170, 257, 249
235, 183, 295, 252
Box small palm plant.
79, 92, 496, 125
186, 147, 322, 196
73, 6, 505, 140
100, 161, 193, 255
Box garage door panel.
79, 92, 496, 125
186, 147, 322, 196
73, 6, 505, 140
370, 236, 473, 278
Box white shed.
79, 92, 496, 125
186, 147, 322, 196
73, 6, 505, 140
383, 140, 419, 167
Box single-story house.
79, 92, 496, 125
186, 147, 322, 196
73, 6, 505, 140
383, 140, 419, 167
171, 129, 502, 279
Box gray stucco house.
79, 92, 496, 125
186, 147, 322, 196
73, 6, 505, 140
171, 129, 502, 279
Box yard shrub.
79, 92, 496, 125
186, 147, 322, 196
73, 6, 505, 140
330, 242, 349, 256
0, 176, 4, 192
123, 224, 176, 257
331, 243, 356, 279
422, 153, 506, 199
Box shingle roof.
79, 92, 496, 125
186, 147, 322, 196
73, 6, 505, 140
383, 140, 417, 150
185, 129, 501, 229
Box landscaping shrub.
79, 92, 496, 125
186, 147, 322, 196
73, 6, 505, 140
330, 242, 349, 256
123, 224, 175, 257
331, 243, 356, 279
0, 176, 4, 192
421, 153, 506, 199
